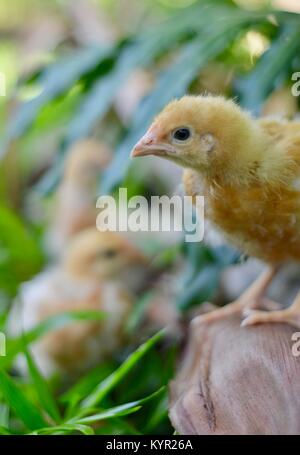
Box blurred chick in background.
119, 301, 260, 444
10, 228, 147, 378
262, 86, 298, 119
46, 139, 111, 258
132, 94, 300, 329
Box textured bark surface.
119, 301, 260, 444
169, 315, 300, 435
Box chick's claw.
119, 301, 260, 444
193, 300, 245, 325
241, 308, 300, 329
193, 296, 281, 327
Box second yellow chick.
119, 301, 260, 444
11, 228, 147, 377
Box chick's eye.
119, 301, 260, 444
172, 128, 191, 142
101, 249, 118, 259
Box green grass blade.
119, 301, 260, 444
75, 387, 165, 425
142, 392, 169, 433
60, 362, 115, 410
95, 418, 141, 435
79, 406, 141, 424
25, 348, 61, 424
80, 330, 166, 411
0, 370, 46, 431
33, 424, 95, 436
0, 425, 14, 435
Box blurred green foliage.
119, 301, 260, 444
2, 1, 299, 191
0, 328, 171, 435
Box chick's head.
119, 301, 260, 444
63, 228, 147, 281
132, 95, 264, 180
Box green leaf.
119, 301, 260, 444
2, 46, 112, 152
25, 348, 61, 423
211, 244, 240, 267
0, 425, 13, 435
0, 370, 46, 430
74, 387, 165, 425
176, 264, 221, 311
35, 1, 235, 195
64, 2, 221, 146
236, 23, 300, 112
60, 362, 115, 411
142, 392, 169, 433
79, 406, 141, 423
0, 205, 43, 292
125, 291, 154, 335
176, 242, 239, 312
80, 330, 165, 411
95, 418, 141, 435
33, 424, 95, 436
0, 403, 9, 427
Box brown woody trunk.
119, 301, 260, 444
169, 315, 300, 435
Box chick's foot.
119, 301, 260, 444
193, 296, 280, 325
194, 267, 279, 325
242, 304, 300, 329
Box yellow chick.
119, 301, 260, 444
262, 86, 298, 119
132, 95, 300, 329
11, 229, 147, 377
46, 139, 111, 257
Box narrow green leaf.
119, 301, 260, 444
0, 370, 46, 430
33, 424, 95, 436
64, 2, 221, 146
211, 245, 240, 267
236, 23, 300, 112
96, 418, 141, 435
0, 425, 13, 435
125, 291, 154, 335
75, 387, 165, 424
0, 205, 43, 292
80, 330, 165, 410
176, 264, 221, 311
25, 349, 61, 423
2, 46, 111, 152
0, 403, 9, 427
79, 406, 141, 424
142, 393, 169, 433
60, 362, 115, 410
36, 1, 234, 195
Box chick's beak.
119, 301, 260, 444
131, 131, 175, 158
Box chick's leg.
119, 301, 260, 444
242, 290, 300, 329
196, 266, 279, 324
